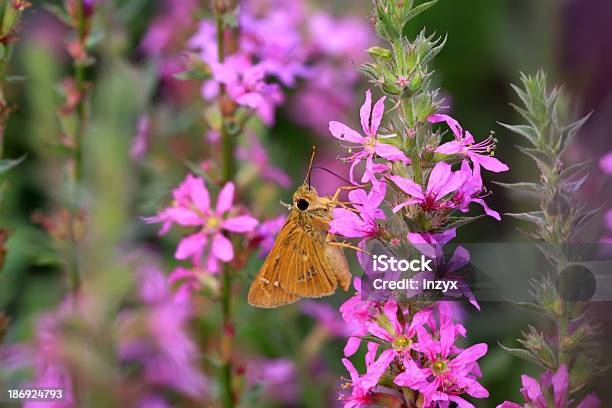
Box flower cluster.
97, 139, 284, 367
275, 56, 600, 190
145, 174, 258, 272
187, 0, 372, 127
2, 261, 208, 408
324, 2, 511, 405
339, 283, 488, 408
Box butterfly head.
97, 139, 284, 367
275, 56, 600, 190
293, 184, 321, 212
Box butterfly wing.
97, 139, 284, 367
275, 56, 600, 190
277, 214, 338, 298
248, 214, 301, 308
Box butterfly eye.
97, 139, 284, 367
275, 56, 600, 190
296, 198, 309, 210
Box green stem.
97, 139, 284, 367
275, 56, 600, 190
216, 13, 235, 408
69, 7, 89, 296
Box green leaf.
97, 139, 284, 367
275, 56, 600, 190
0, 155, 27, 175
494, 181, 544, 198
510, 301, 547, 315
367, 46, 392, 60
404, 0, 438, 22
516, 145, 554, 175
444, 215, 484, 230
498, 123, 539, 146
498, 342, 545, 367
506, 211, 545, 227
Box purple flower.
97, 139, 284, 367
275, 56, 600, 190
330, 89, 409, 184
209, 57, 284, 125
407, 228, 456, 259
340, 342, 388, 408
395, 319, 488, 408
497, 364, 601, 408
339, 278, 377, 357
600, 150, 612, 174
249, 214, 287, 257
246, 358, 299, 404
301, 301, 353, 337
390, 161, 462, 213
453, 160, 501, 220
429, 113, 509, 173
144, 174, 258, 272
329, 182, 386, 267
364, 299, 431, 377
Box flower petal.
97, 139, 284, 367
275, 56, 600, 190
428, 113, 463, 138
360, 89, 372, 135
473, 154, 509, 173
369, 95, 386, 135
216, 182, 235, 215
211, 232, 233, 262
390, 175, 424, 200
329, 121, 364, 144
222, 215, 259, 233
175, 232, 207, 261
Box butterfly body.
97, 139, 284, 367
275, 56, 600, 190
248, 184, 351, 308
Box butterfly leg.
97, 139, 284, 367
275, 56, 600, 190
326, 239, 372, 256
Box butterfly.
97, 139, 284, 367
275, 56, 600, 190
248, 149, 353, 308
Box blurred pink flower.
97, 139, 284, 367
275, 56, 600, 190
330, 89, 408, 184
301, 300, 353, 337
246, 358, 299, 404
497, 364, 601, 408
249, 214, 287, 257
144, 175, 258, 271
237, 134, 291, 187
599, 150, 612, 174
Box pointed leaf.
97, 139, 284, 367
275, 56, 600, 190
0, 155, 27, 175
498, 123, 539, 146
494, 181, 544, 198
498, 342, 546, 367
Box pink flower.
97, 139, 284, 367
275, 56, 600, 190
453, 160, 501, 220
249, 214, 287, 257
236, 134, 291, 187
390, 161, 462, 213
497, 365, 601, 408
340, 278, 378, 357
429, 113, 509, 173
329, 183, 386, 267
144, 174, 258, 272
407, 228, 457, 259
330, 89, 409, 184
301, 301, 353, 337
246, 358, 299, 404
209, 57, 284, 125
599, 150, 612, 174
364, 299, 431, 377
395, 319, 488, 408
340, 342, 388, 408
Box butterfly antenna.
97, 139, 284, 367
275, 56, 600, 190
310, 166, 352, 185
303, 145, 316, 189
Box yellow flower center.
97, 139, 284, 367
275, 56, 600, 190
432, 359, 448, 375
206, 216, 221, 229
392, 335, 412, 351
